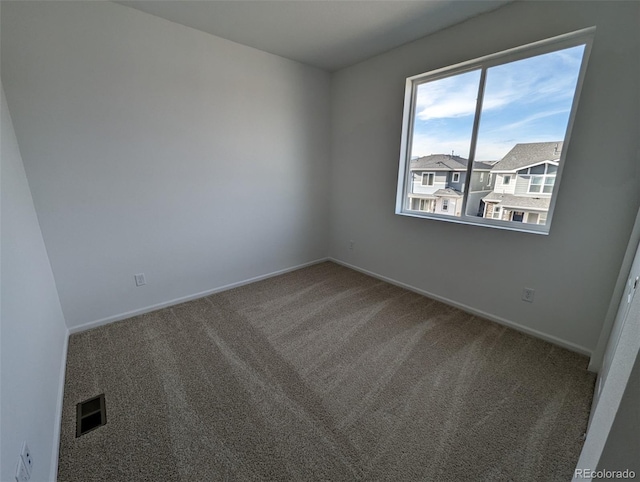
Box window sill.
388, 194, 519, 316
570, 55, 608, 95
396, 210, 550, 235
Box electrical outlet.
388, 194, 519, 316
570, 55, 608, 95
134, 273, 146, 287
15, 456, 29, 482
522, 287, 535, 303
20, 442, 32, 476
349, 240, 355, 250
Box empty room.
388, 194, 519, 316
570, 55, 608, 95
1, 1, 639, 481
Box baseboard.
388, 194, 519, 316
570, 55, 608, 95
329, 257, 592, 357
68, 258, 330, 334
50, 327, 69, 482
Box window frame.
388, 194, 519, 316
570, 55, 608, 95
395, 27, 594, 235
452, 172, 460, 183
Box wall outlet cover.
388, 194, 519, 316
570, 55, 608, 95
134, 273, 146, 287
15, 456, 29, 482
20, 442, 32, 476
522, 287, 535, 303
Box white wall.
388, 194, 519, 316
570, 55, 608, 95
595, 351, 639, 478
1, 1, 331, 330
1, 81, 68, 481
573, 243, 640, 479
329, 1, 640, 354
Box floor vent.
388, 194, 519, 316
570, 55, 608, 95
76, 394, 106, 437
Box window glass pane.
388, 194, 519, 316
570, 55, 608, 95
407, 69, 481, 217
547, 165, 558, 174
466, 44, 585, 225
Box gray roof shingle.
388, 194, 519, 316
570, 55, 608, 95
491, 142, 563, 172
410, 155, 494, 171
473, 161, 496, 170
433, 188, 463, 198
482, 192, 551, 210
410, 154, 467, 171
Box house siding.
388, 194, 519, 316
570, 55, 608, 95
515, 174, 530, 195
411, 171, 447, 195
447, 171, 466, 192
434, 197, 460, 216
467, 192, 487, 217
470, 170, 493, 192
494, 173, 516, 194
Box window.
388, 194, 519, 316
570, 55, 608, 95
525, 164, 557, 194
416, 199, 430, 211
421, 172, 435, 186
396, 28, 593, 234
442, 199, 449, 211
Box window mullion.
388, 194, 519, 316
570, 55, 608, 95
461, 67, 487, 219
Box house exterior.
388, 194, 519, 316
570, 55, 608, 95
482, 142, 562, 225
408, 154, 494, 216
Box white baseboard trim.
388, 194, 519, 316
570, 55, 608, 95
329, 257, 592, 357
68, 258, 329, 334
50, 327, 69, 482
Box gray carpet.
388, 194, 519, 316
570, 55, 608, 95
58, 261, 595, 481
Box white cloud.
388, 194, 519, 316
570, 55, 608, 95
414, 71, 481, 121
414, 45, 583, 122
489, 108, 570, 133
409, 45, 584, 161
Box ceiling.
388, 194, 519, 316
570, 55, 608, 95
116, 1, 512, 72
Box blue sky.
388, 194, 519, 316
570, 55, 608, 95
410, 45, 585, 161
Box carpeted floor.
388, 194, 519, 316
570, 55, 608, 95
58, 261, 595, 481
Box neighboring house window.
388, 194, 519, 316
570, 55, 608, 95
442, 199, 449, 211
395, 28, 593, 234
422, 173, 435, 186
527, 164, 557, 194
492, 205, 501, 219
